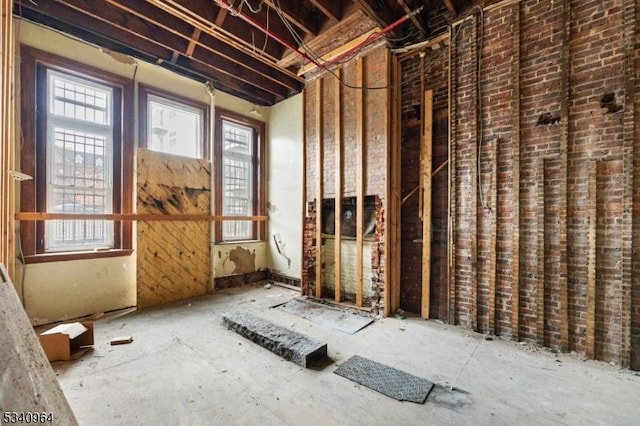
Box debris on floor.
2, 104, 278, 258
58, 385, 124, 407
275, 297, 373, 334
110, 336, 133, 345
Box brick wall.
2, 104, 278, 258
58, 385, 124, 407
399, 44, 449, 318
401, 0, 640, 366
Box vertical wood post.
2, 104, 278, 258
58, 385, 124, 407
511, 0, 521, 340
334, 70, 342, 303
586, 161, 596, 359
315, 77, 324, 299
421, 90, 433, 319
355, 58, 364, 307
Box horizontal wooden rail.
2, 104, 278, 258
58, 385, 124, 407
15, 212, 268, 222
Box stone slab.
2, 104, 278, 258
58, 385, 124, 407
222, 311, 327, 368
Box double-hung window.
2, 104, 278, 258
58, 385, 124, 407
214, 109, 265, 242
19, 47, 133, 262
45, 70, 113, 251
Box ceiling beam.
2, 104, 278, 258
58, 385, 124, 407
442, 0, 457, 14
263, 0, 318, 36
306, 0, 342, 23
171, 27, 200, 64
111, 0, 302, 90
396, 0, 427, 38
170, 0, 291, 62
214, 7, 228, 26
20, 0, 283, 104
277, 9, 375, 68
351, 0, 403, 36
18, 7, 277, 105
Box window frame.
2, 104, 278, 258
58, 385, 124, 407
19, 46, 133, 263
138, 85, 209, 160
214, 108, 265, 243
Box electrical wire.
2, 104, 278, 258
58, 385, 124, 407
16, 230, 27, 309
271, 0, 398, 90
473, 5, 490, 211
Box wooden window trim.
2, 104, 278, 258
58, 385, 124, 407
138, 84, 210, 160
19, 46, 133, 262
214, 108, 266, 243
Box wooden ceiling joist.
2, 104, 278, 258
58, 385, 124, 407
264, 0, 318, 37
108, 0, 302, 91
21, 0, 281, 104
442, 0, 457, 14
396, 0, 427, 38
277, 9, 373, 69
352, 0, 403, 35
307, 0, 342, 23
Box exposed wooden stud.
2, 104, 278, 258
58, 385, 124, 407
315, 77, 324, 299
418, 53, 425, 221
630, 0, 640, 372
297, 28, 379, 76
421, 90, 433, 320
620, 0, 635, 368
302, 84, 308, 296
537, 159, 545, 346
334, 69, 343, 303
386, 53, 402, 316
488, 139, 497, 335
355, 57, 364, 308
470, 15, 478, 332
1, 0, 15, 278
14, 213, 268, 222
586, 161, 597, 359
558, 0, 571, 353
511, 0, 521, 341
448, 24, 457, 325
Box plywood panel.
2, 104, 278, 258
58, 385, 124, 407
137, 149, 211, 309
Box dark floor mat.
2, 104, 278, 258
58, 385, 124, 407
334, 355, 434, 403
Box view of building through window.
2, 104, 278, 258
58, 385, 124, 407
222, 119, 253, 240
46, 70, 113, 251
148, 95, 202, 158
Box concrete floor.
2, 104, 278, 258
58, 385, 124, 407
51, 283, 640, 425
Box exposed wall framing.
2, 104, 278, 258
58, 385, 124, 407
303, 43, 390, 312
1, 0, 15, 277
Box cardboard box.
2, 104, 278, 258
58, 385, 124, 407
39, 321, 94, 361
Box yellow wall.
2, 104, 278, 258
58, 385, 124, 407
15, 20, 272, 324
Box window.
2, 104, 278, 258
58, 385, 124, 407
20, 47, 133, 262
214, 109, 265, 242
139, 85, 208, 159
46, 70, 113, 251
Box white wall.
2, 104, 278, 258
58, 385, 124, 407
266, 94, 303, 278
15, 20, 272, 324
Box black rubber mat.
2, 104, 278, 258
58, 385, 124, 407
334, 355, 434, 403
